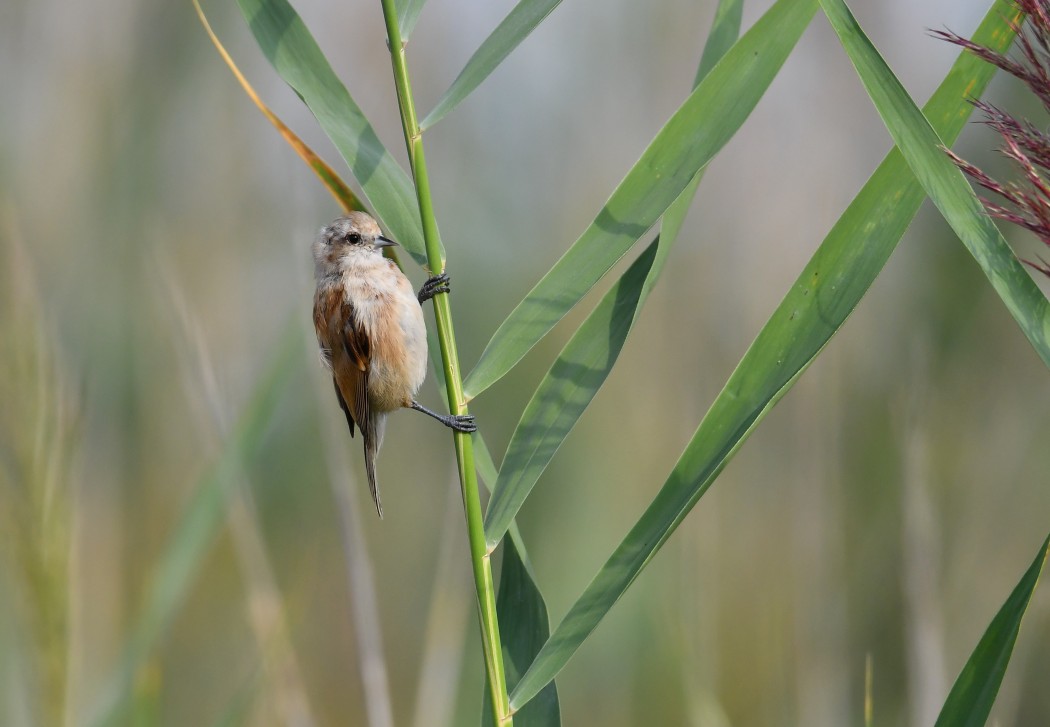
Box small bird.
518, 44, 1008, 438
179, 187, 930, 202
312, 212, 476, 516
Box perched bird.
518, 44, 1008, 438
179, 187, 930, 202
312, 212, 476, 516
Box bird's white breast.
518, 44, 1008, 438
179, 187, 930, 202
341, 251, 427, 411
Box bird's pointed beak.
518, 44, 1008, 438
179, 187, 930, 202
374, 236, 399, 248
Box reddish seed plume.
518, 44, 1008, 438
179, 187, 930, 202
936, 0, 1050, 277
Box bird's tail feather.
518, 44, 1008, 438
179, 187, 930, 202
363, 412, 386, 517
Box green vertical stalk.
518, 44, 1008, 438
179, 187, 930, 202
377, 2, 513, 725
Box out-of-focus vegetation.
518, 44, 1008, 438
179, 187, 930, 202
1, 0, 1049, 725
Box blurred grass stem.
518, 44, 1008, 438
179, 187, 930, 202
161, 261, 319, 727
378, 2, 512, 725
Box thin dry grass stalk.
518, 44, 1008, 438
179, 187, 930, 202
1, 210, 79, 727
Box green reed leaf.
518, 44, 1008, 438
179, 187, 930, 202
484, 0, 742, 550
421, 0, 564, 131
820, 0, 1050, 367
474, 432, 561, 725
934, 533, 1050, 727
194, 0, 365, 216
506, 1, 1022, 709
463, 0, 819, 400
398, 0, 428, 40
482, 534, 560, 726
481, 239, 658, 548
237, 0, 430, 263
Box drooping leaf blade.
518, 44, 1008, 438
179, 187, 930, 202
237, 0, 430, 264
507, 2, 1022, 710
819, 0, 1050, 367
934, 533, 1050, 727
193, 0, 364, 215
421, 0, 564, 131
463, 0, 820, 400
86, 324, 302, 727
482, 535, 560, 726
473, 432, 561, 725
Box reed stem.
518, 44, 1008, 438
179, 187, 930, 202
377, 3, 513, 724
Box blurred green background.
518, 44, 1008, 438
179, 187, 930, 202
2, 0, 1049, 725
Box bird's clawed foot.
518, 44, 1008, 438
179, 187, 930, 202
444, 413, 477, 433
417, 273, 450, 304
410, 400, 477, 432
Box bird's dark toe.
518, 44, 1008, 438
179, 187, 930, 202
451, 414, 477, 433
418, 273, 452, 303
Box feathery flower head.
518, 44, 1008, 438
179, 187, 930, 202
934, 0, 1050, 276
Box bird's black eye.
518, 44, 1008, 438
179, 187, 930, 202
346, 232, 361, 244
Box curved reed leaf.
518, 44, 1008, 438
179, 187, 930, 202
934, 533, 1050, 727
430, 330, 557, 720
462, 0, 819, 401
507, 2, 1022, 710
483, 535, 560, 727
421, 0, 563, 131
483, 239, 658, 549
483, 0, 743, 550
474, 433, 561, 725
193, 0, 363, 216
236, 0, 430, 264
820, 0, 1050, 368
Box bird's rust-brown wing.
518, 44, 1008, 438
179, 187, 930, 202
313, 286, 370, 437
314, 286, 385, 515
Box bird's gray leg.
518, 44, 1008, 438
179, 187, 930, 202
410, 400, 476, 432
